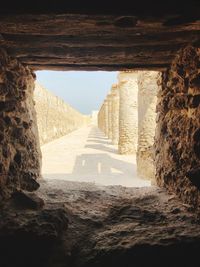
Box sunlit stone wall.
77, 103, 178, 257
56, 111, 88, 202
118, 71, 138, 154
107, 93, 113, 140
111, 84, 119, 145
137, 71, 160, 182
34, 82, 89, 145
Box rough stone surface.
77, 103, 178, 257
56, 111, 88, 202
111, 84, 119, 145
34, 82, 89, 145
103, 99, 109, 137
1, 179, 200, 267
0, 2, 200, 71
107, 93, 113, 140
104, 100, 109, 137
98, 101, 105, 135
118, 71, 138, 154
155, 45, 200, 208
97, 103, 104, 134
98, 89, 119, 143
0, 48, 41, 200
0, 193, 69, 267
137, 71, 160, 181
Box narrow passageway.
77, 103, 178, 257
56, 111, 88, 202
41, 126, 150, 187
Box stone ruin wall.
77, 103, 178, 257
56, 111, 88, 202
1, 41, 200, 212
98, 104, 104, 133
155, 46, 200, 208
0, 49, 41, 200
98, 71, 159, 182
34, 82, 89, 145
111, 84, 119, 145
98, 99, 109, 137
137, 71, 160, 182
97, 83, 120, 146
118, 72, 138, 154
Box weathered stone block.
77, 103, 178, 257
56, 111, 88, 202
0, 48, 41, 200
118, 71, 138, 155
155, 45, 200, 208
137, 71, 160, 182
34, 82, 89, 145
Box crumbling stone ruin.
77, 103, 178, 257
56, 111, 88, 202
155, 46, 200, 208
34, 82, 89, 145
1, 1, 200, 266
0, 49, 41, 200
137, 71, 160, 181
98, 71, 158, 182
118, 71, 138, 154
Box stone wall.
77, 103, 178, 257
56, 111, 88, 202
98, 104, 104, 133
98, 71, 159, 181
111, 84, 119, 145
155, 46, 200, 208
0, 49, 41, 200
34, 82, 89, 145
107, 93, 113, 140
98, 99, 109, 137
137, 71, 160, 182
98, 84, 120, 145
118, 71, 138, 154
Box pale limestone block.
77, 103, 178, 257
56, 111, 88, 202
137, 71, 161, 182
34, 82, 89, 145
110, 84, 119, 145
118, 71, 138, 154
106, 94, 113, 140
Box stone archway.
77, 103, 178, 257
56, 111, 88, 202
1, 5, 200, 266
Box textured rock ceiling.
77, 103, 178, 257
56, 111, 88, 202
0, 0, 200, 70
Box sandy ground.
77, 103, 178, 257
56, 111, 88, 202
41, 126, 151, 187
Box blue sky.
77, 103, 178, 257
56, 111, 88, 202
36, 71, 118, 115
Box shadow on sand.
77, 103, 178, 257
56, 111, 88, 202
44, 153, 136, 181
42, 127, 149, 187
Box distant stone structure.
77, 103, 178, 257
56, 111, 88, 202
111, 84, 119, 145
118, 72, 138, 154
137, 71, 161, 182
98, 71, 159, 182
107, 93, 113, 140
98, 89, 119, 145
91, 110, 98, 125
98, 99, 109, 137
34, 82, 89, 145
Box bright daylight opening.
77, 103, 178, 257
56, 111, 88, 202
34, 70, 159, 188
